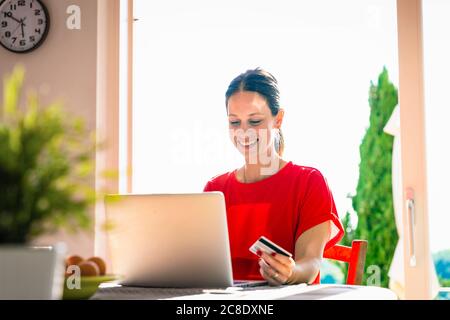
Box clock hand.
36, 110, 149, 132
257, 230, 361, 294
20, 20, 24, 38
9, 18, 26, 37
2, 12, 22, 24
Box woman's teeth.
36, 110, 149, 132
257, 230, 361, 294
238, 139, 258, 147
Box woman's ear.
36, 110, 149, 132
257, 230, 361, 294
275, 108, 285, 129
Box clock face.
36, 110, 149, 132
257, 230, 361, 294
0, 0, 49, 53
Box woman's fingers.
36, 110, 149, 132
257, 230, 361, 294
260, 252, 293, 277
265, 252, 296, 268
259, 267, 281, 286
258, 259, 288, 285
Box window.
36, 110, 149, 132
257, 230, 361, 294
423, 0, 450, 298
131, 0, 399, 229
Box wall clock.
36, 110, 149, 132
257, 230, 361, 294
0, 0, 50, 53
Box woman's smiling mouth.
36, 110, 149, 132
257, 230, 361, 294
237, 138, 259, 148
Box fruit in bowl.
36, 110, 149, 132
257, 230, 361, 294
63, 255, 119, 300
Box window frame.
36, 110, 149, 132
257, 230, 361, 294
397, 0, 433, 299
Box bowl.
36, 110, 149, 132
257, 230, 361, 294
62, 274, 119, 300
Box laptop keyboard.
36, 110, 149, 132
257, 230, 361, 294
233, 280, 269, 288
92, 286, 207, 300
91, 282, 276, 300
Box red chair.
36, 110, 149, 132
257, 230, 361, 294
313, 240, 368, 285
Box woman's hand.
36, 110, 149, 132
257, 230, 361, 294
257, 221, 332, 285
258, 251, 296, 286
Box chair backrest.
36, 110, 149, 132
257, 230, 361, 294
313, 240, 368, 285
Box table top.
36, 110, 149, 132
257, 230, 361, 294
92, 283, 398, 300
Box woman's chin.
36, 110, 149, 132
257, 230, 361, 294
237, 144, 257, 155
237, 147, 270, 164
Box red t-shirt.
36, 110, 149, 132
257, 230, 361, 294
203, 161, 344, 280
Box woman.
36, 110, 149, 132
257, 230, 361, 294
203, 68, 344, 285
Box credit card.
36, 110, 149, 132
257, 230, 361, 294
249, 236, 292, 258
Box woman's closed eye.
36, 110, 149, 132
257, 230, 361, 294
248, 120, 262, 126
229, 119, 263, 127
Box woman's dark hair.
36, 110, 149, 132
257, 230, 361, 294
225, 68, 285, 156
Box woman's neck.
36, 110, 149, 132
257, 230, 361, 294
241, 153, 287, 183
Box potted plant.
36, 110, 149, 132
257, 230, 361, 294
0, 66, 97, 299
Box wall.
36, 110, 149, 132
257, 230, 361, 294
0, 0, 98, 258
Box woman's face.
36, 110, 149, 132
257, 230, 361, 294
227, 91, 283, 163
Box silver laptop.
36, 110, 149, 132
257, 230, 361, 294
104, 192, 267, 288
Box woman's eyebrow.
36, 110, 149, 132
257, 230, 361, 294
228, 112, 264, 117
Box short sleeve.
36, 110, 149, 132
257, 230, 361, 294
295, 170, 344, 250
203, 180, 213, 192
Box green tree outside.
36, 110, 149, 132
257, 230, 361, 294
340, 67, 399, 288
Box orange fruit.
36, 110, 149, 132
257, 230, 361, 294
66, 255, 83, 267
87, 257, 107, 275
78, 261, 100, 276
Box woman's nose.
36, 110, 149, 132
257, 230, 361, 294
235, 127, 258, 141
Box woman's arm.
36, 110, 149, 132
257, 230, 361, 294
289, 220, 331, 284
258, 220, 331, 285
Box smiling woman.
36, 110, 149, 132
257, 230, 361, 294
225, 69, 285, 181
203, 68, 344, 285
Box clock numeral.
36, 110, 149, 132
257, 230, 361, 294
4, 11, 12, 18
18, 0, 26, 6
35, 28, 41, 34
5, 31, 11, 38
38, 18, 43, 25
11, 36, 17, 43
34, 9, 41, 16
10, 4, 17, 11
19, 39, 26, 46
1, 21, 7, 28
29, 35, 35, 42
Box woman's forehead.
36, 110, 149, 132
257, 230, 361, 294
227, 91, 269, 116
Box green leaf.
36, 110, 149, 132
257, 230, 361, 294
0, 65, 99, 244
3, 65, 24, 116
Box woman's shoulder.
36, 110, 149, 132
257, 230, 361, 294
288, 162, 326, 179
285, 162, 331, 189
203, 169, 236, 191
